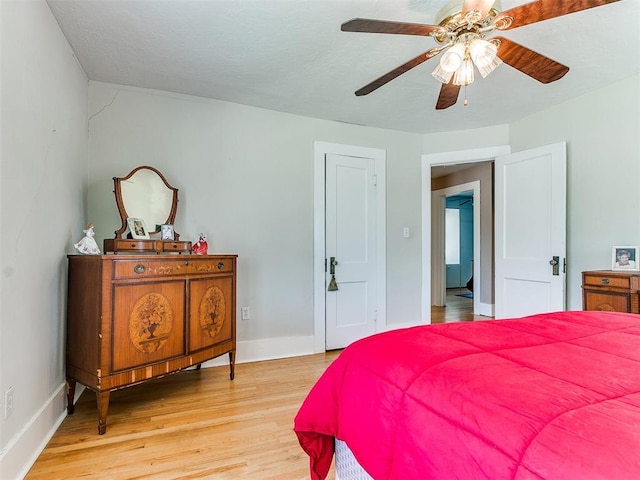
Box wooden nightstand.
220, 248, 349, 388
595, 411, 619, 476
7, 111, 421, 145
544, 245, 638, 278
582, 270, 640, 314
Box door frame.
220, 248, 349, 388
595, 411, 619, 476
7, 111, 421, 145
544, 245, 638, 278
313, 141, 387, 353
432, 181, 481, 314
421, 145, 511, 323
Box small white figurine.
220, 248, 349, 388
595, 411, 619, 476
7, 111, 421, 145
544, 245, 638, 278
74, 223, 101, 255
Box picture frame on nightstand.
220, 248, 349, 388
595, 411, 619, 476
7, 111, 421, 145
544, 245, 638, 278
612, 246, 640, 271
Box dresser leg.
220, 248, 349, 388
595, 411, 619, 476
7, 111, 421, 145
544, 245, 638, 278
66, 378, 76, 415
229, 350, 236, 380
96, 391, 110, 435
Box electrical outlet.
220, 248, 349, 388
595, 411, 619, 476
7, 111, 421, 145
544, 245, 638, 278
241, 306, 250, 320
4, 386, 14, 419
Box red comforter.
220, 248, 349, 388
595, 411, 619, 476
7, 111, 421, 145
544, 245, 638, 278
294, 311, 640, 479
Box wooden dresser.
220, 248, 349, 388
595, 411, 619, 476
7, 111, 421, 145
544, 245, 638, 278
582, 270, 640, 314
66, 253, 237, 434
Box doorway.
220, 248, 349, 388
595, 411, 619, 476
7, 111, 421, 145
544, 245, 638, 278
431, 181, 481, 315
446, 192, 474, 288
422, 145, 511, 323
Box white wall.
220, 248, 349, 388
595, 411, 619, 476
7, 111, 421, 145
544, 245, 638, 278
510, 75, 640, 309
0, 1, 88, 478
423, 124, 510, 154
86, 82, 425, 352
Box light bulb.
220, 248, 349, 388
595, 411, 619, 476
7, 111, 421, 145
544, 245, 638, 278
469, 39, 497, 68
453, 58, 475, 86
439, 43, 466, 73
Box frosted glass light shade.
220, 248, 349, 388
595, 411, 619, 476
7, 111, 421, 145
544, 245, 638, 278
439, 43, 466, 72
432, 63, 455, 84
469, 39, 498, 68
476, 55, 503, 78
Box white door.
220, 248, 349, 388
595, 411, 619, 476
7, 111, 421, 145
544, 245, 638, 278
494, 142, 566, 319
325, 153, 377, 349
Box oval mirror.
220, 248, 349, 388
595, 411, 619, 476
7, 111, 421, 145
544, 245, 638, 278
112, 166, 180, 239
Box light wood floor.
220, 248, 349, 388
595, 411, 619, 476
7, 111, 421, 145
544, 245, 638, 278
432, 287, 487, 324
26, 291, 479, 479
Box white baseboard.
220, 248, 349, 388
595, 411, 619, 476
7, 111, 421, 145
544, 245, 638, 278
201, 335, 316, 367
0, 383, 67, 480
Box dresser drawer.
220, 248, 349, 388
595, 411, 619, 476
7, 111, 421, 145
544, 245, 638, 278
187, 258, 234, 274
113, 257, 234, 279
583, 273, 631, 289
113, 259, 188, 278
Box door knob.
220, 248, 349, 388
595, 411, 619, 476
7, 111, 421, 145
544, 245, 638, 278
328, 257, 339, 291
549, 256, 559, 276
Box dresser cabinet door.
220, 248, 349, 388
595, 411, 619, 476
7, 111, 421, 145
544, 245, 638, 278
189, 276, 234, 352
112, 281, 185, 371
584, 291, 630, 313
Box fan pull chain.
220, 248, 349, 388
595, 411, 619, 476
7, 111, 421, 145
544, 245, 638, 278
463, 85, 468, 106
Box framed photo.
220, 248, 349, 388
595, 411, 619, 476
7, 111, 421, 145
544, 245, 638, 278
127, 217, 150, 239
612, 246, 640, 271
161, 224, 175, 241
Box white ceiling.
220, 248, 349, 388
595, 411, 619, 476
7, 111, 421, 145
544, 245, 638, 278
46, 0, 640, 134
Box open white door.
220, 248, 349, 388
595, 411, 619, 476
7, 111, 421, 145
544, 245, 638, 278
494, 142, 566, 319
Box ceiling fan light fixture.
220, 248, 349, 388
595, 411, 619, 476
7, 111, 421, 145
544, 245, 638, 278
453, 58, 474, 86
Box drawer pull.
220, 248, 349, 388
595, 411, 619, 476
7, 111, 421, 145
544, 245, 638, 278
184, 261, 190, 266
217, 262, 225, 270
601, 278, 610, 285
134, 264, 146, 274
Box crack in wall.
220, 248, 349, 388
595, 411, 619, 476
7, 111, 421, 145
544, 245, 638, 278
89, 90, 120, 122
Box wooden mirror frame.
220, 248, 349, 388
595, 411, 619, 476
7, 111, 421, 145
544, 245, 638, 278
104, 166, 192, 254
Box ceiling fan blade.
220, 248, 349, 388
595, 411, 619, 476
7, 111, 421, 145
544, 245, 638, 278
495, 0, 620, 30
354, 47, 443, 96
495, 37, 569, 83
341, 18, 445, 36
461, 0, 496, 18
435, 81, 461, 110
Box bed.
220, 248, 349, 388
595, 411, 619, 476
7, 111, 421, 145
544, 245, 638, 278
294, 311, 640, 479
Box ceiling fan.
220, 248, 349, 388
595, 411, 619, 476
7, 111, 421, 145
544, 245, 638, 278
341, 0, 620, 109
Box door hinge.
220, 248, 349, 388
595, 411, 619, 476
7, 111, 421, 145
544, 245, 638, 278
373, 309, 378, 322
372, 174, 377, 187
324, 258, 327, 272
